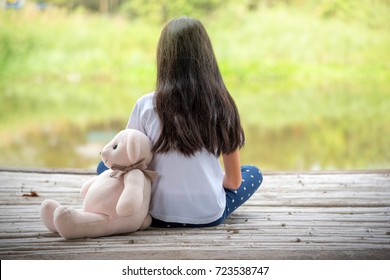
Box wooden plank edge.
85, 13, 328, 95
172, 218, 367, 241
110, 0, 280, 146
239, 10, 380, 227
1, 167, 389, 176
0, 166, 95, 175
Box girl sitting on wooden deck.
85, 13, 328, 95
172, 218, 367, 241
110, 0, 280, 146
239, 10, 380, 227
98, 16, 263, 228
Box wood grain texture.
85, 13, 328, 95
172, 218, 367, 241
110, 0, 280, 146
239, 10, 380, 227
0, 168, 389, 260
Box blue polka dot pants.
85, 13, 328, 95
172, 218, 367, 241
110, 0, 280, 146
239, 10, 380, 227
151, 165, 263, 228
224, 165, 263, 217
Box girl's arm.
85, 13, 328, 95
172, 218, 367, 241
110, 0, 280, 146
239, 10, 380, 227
222, 149, 242, 190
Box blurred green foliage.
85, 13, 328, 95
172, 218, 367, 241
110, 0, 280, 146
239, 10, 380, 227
0, 0, 389, 170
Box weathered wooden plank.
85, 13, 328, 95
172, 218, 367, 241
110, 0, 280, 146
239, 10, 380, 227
0, 169, 389, 260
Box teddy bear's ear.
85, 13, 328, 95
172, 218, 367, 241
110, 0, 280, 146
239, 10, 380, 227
126, 130, 141, 163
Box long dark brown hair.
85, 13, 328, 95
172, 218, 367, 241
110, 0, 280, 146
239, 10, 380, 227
153, 16, 244, 157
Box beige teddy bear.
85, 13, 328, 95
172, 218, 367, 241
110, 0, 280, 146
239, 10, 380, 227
40, 129, 156, 239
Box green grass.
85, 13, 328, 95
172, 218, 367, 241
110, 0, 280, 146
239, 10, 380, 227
0, 8, 159, 132
209, 5, 390, 129
0, 2, 389, 170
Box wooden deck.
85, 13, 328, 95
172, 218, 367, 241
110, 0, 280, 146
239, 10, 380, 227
0, 168, 389, 260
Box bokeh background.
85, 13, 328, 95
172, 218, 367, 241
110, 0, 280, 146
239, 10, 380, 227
0, 0, 389, 171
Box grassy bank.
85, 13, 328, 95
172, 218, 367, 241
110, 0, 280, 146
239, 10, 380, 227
0, 2, 389, 170
0, 7, 159, 133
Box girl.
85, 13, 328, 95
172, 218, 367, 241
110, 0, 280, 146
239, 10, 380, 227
98, 16, 263, 227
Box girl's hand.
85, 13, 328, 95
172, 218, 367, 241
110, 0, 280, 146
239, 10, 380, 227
222, 149, 242, 190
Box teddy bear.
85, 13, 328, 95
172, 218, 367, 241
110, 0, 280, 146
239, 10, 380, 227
40, 129, 157, 239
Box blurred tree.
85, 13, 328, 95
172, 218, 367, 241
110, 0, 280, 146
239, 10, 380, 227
43, 0, 123, 13
119, 0, 226, 22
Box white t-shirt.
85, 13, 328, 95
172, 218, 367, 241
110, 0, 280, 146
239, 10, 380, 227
126, 92, 226, 224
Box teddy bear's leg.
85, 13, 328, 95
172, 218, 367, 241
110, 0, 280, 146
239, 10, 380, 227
54, 206, 112, 239
40, 199, 62, 233
140, 214, 152, 230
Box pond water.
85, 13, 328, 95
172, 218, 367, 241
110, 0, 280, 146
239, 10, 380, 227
0, 119, 389, 171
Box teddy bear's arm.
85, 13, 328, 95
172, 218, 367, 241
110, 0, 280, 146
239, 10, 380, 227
80, 176, 98, 198
116, 170, 145, 217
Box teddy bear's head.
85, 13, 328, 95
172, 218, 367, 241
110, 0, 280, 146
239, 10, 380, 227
100, 129, 153, 169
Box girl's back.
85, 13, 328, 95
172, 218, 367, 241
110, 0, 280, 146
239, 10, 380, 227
127, 93, 226, 224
